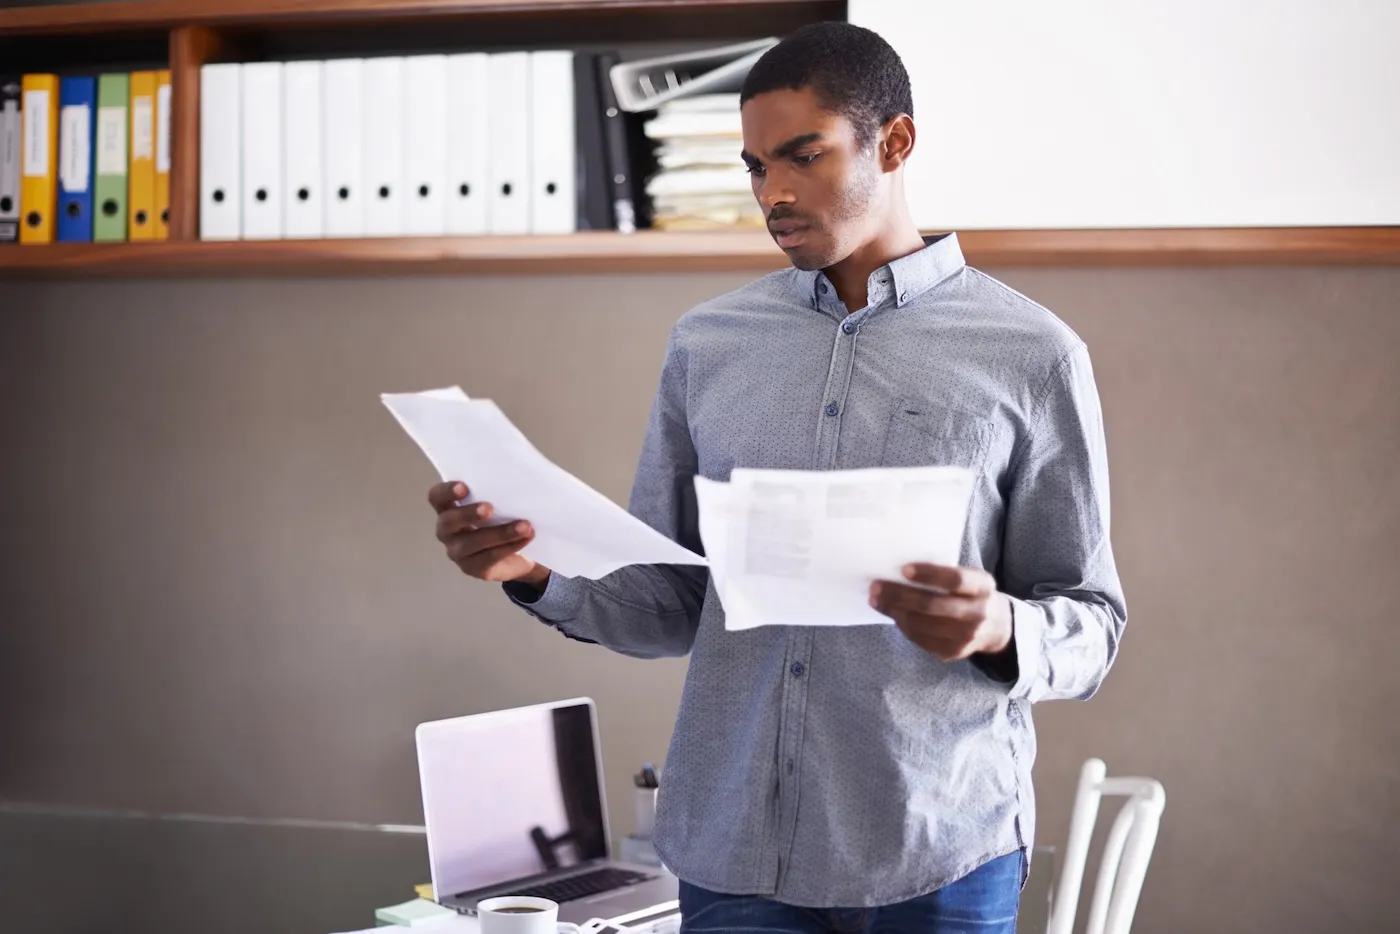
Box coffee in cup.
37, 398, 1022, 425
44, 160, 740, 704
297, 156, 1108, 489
477, 896, 582, 934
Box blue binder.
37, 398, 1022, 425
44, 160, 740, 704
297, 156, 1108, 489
57, 76, 96, 242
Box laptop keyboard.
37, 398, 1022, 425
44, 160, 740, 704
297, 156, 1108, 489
501, 867, 652, 903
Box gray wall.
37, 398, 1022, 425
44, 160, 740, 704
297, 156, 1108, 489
2, 264, 1398, 933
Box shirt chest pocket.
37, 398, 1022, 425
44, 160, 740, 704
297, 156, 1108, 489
880, 399, 995, 472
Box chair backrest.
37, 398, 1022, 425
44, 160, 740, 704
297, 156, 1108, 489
1046, 758, 1165, 934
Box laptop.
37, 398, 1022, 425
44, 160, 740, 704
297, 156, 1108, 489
415, 698, 678, 923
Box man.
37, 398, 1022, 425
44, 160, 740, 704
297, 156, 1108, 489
428, 21, 1126, 934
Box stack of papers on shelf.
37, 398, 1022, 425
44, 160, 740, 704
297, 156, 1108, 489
643, 94, 761, 231
695, 466, 976, 630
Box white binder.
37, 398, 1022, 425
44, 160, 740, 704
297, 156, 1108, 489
487, 51, 530, 234
363, 56, 405, 237
445, 52, 488, 236
199, 63, 241, 240
283, 60, 323, 239
323, 58, 364, 238
528, 50, 576, 235
240, 62, 283, 240
403, 54, 447, 236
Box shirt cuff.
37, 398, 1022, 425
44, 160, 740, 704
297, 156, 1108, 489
990, 595, 1044, 700
502, 571, 585, 624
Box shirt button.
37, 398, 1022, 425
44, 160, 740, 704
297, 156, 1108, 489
790, 662, 805, 677
899, 291, 909, 303
786, 759, 795, 775
825, 402, 839, 417
818, 281, 828, 294
841, 321, 854, 334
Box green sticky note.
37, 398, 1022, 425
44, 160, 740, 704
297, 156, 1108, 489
374, 897, 455, 927
93, 73, 129, 242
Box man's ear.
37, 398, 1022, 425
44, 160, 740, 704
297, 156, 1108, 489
881, 114, 916, 171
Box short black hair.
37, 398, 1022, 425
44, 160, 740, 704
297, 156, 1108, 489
740, 21, 913, 147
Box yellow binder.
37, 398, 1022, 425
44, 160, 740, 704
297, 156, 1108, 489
155, 69, 171, 240
128, 70, 157, 241
19, 73, 59, 245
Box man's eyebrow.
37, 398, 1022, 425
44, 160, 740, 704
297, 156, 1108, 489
741, 133, 826, 164
773, 132, 824, 158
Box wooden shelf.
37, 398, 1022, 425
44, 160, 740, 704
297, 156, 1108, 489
3, 1, 1396, 270
0, 0, 827, 34
955, 226, 1400, 267
0, 231, 786, 278
3, 228, 1398, 279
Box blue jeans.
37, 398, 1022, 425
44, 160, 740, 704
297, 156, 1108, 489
677, 851, 1024, 934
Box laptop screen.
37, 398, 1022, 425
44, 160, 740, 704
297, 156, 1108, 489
417, 700, 609, 900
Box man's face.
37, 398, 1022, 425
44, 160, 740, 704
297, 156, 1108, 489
740, 86, 883, 271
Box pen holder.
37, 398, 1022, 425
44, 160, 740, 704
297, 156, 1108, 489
633, 786, 657, 839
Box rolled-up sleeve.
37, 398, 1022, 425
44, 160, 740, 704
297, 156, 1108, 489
995, 342, 1128, 702
502, 329, 708, 659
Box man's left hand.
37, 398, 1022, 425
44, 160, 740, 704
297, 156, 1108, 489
870, 564, 1014, 662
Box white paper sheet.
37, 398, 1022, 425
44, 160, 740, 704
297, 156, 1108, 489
697, 466, 976, 630
383, 387, 707, 580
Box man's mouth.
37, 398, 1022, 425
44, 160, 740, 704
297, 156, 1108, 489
768, 223, 807, 249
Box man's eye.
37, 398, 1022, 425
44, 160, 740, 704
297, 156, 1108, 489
793, 153, 820, 165
745, 164, 767, 176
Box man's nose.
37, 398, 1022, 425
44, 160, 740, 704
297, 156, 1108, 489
757, 171, 796, 213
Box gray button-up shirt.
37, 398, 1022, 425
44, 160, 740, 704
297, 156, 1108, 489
505, 233, 1126, 907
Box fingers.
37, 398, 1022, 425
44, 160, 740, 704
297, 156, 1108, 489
870, 581, 985, 622
899, 563, 995, 596
435, 501, 496, 541
428, 481, 540, 582
871, 575, 986, 662
445, 520, 534, 565
427, 481, 469, 514
459, 536, 536, 579
886, 610, 975, 662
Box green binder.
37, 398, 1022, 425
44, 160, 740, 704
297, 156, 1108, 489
93, 73, 128, 242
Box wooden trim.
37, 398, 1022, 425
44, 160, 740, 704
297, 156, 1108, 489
955, 227, 1400, 266
168, 26, 237, 241
0, 0, 823, 34
1, 228, 1398, 280
0, 232, 788, 278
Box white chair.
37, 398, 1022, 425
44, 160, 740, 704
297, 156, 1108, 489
1045, 758, 1165, 934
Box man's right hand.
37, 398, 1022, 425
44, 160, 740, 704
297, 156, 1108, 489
428, 481, 551, 591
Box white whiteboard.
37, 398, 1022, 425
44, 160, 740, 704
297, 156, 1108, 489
847, 0, 1400, 229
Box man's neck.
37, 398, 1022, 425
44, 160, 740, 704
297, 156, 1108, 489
823, 211, 927, 314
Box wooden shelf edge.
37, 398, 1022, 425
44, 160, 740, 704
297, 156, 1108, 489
0, 231, 789, 279
2, 228, 1398, 280
957, 226, 1400, 267
0, 0, 819, 34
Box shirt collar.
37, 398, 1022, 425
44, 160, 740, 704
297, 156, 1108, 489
798, 232, 966, 314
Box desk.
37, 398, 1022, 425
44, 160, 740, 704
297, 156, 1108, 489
0, 805, 428, 934
1, 805, 1054, 934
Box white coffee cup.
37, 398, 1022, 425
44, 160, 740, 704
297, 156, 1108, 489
477, 896, 583, 934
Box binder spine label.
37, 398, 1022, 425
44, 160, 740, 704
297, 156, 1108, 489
156, 84, 171, 172
23, 89, 50, 176
1, 102, 16, 180
60, 104, 91, 193
132, 96, 153, 159
1, 99, 19, 220
97, 107, 125, 174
